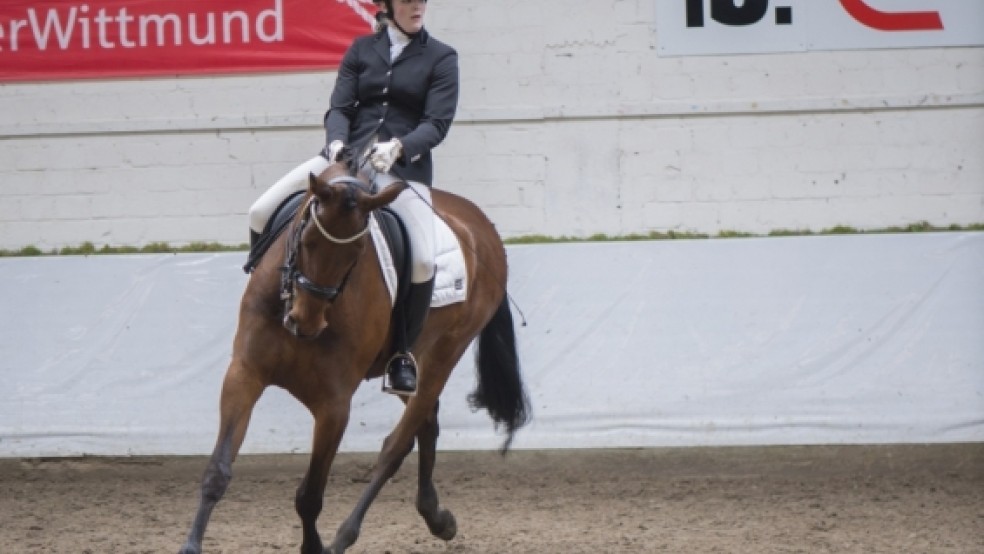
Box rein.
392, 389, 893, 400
280, 175, 372, 310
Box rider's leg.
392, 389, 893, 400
381, 177, 436, 395
245, 155, 330, 271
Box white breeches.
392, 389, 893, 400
248, 156, 436, 283
249, 155, 330, 234
375, 173, 436, 283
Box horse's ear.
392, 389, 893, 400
308, 172, 332, 199
361, 180, 407, 212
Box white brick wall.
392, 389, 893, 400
1, 0, 982, 250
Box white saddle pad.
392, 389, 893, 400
369, 213, 468, 308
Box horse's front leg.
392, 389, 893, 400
295, 403, 350, 554
415, 400, 457, 541
179, 361, 265, 554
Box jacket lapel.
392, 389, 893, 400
392, 29, 429, 66
393, 40, 422, 66
372, 32, 391, 66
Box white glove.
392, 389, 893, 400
327, 140, 345, 163
370, 138, 403, 173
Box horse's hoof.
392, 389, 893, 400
431, 509, 457, 541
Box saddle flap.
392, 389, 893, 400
370, 209, 467, 308
244, 191, 306, 273
371, 208, 410, 306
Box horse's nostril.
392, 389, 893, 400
283, 314, 298, 336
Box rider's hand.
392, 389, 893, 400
370, 138, 403, 173
327, 140, 345, 163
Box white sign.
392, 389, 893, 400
656, 0, 984, 56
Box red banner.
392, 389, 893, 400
0, 0, 376, 82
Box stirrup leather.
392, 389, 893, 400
382, 352, 418, 397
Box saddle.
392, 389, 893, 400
244, 191, 411, 303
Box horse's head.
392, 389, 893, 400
281, 151, 405, 339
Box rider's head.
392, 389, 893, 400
378, 0, 428, 37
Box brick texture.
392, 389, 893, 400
1, 0, 981, 249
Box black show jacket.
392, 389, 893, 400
323, 28, 459, 186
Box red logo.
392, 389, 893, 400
0, 0, 375, 82
839, 0, 943, 31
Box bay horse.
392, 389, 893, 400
178, 149, 530, 554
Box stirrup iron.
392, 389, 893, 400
382, 352, 418, 397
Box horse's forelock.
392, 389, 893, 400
340, 184, 359, 211
312, 181, 361, 214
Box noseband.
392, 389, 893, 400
280, 176, 371, 310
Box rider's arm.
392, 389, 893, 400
396, 48, 458, 165
323, 40, 364, 148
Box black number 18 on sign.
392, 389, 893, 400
686, 0, 793, 27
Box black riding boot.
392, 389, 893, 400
243, 230, 260, 273
386, 277, 435, 396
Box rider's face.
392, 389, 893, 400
392, 0, 427, 34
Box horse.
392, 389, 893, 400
178, 149, 530, 554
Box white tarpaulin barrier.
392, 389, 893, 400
1, 233, 982, 457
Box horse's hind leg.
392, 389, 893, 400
327, 426, 415, 554
415, 400, 457, 540
179, 361, 265, 554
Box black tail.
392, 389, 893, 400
468, 296, 531, 454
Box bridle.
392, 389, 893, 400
280, 175, 372, 312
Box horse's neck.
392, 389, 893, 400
342, 232, 387, 309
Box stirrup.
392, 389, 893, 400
382, 352, 418, 397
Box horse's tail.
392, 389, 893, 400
468, 295, 531, 454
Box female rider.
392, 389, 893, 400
247, 0, 458, 396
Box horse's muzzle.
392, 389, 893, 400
283, 313, 322, 340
